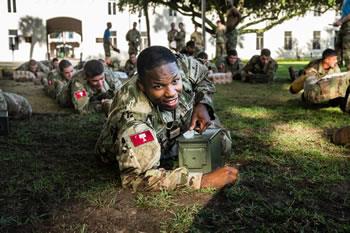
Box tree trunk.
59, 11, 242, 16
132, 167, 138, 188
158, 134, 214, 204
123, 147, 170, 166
143, 1, 151, 46
29, 41, 35, 59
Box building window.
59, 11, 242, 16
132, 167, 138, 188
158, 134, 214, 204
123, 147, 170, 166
169, 8, 177, 17
108, 0, 116, 15
284, 31, 292, 50
7, 0, 17, 13
8, 29, 19, 50
68, 32, 74, 39
313, 31, 321, 50
111, 31, 117, 47
256, 32, 264, 50
314, 6, 322, 16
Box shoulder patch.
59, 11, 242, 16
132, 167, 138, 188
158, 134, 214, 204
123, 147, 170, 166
130, 130, 154, 147
74, 89, 87, 99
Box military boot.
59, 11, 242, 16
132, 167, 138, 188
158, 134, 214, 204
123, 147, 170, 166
340, 86, 350, 113
332, 126, 350, 145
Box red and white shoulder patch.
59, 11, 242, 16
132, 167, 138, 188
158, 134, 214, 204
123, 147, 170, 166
129, 130, 154, 147
74, 89, 87, 99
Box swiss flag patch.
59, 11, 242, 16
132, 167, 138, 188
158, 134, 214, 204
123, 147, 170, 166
130, 130, 154, 147
74, 89, 87, 99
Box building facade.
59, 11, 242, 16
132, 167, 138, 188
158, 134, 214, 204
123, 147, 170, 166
0, 0, 340, 63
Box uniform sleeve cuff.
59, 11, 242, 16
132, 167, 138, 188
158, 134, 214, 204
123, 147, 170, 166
187, 172, 203, 190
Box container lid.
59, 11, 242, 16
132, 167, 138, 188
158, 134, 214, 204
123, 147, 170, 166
177, 128, 222, 142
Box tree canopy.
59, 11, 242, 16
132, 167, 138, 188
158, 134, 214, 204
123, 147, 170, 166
118, 0, 342, 35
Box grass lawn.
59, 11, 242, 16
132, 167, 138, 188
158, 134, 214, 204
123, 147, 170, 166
0, 62, 349, 232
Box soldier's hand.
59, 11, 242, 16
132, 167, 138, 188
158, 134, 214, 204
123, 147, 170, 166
189, 103, 211, 133
333, 20, 342, 27
201, 166, 238, 189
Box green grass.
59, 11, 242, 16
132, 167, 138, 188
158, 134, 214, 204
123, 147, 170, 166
0, 62, 349, 232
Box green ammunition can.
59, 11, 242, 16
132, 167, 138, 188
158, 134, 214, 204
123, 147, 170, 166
177, 128, 223, 173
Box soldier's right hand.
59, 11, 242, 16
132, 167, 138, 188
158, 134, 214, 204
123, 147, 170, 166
201, 166, 238, 189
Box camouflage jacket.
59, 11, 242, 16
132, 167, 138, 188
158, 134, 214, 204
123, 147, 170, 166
44, 70, 68, 99
290, 59, 341, 94
124, 60, 136, 77
126, 29, 141, 46
96, 54, 216, 191
0, 90, 32, 119
242, 55, 278, 79
16, 61, 50, 74
190, 31, 204, 48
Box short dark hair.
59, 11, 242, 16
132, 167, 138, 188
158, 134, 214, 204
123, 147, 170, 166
137, 46, 176, 79
322, 48, 337, 60
197, 52, 208, 60
186, 40, 195, 48
29, 59, 37, 66
58, 59, 72, 72
84, 59, 104, 78
261, 48, 271, 57
52, 57, 59, 63
227, 49, 238, 57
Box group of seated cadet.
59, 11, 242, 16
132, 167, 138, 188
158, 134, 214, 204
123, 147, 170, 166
289, 48, 350, 112
241, 48, 278, 83
57, 59, 122, 114
44, 59, 74, 99
14, 59, 50, 83
95, 46, 238, 191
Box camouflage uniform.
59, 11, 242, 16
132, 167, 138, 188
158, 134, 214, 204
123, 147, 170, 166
175, 29, 186, 52
241, 55, 278, 83
225, 29, 238, 51
0, 90, 32, 119
43, 70, 69, 99
126, 28, 141, 55
14, 61, 50, 83
336, 21, 350, 68
96, 54, 232, 191
216, 56, 244, 79
289, 59, 350, 105
191, 31, 204, 53
57, 69, 120, 113
215, 25, 226, 58
167, 29, 178, 50
124, 60, 137, 77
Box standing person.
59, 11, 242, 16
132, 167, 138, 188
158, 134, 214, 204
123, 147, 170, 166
103, 22, 119, 62
95, 46, 238, 191
214, 20, 226, 58
167, 22, 178, 50
334, 0, 350, 69
191, 25, 204, 53
175, 22, 186, 52
126, 22, 141, 55
225, 3, 241, 52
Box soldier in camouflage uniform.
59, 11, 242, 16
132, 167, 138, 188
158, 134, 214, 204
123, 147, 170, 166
44, 59, 74, 99
175, 22, 186, 52
95, 46, 238, 191
241, 48, 278, 83
216, 49, 244, 80
190, 25, 204, 54
14, 59, 50, 83
41, 58, 59, 71
124, 52, 137, 77
167, 22, 178, 50
289, 48, 350, 112
333, 0, 350, 69
126, 22, 141, 55
214, 20, 226, 58
57, 60, 121, 114
196, 52, 218, 73
0, 89, 32, 119
225, 3, 241, 52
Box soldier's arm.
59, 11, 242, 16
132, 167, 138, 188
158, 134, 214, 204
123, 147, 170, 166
70, 81, 101, 113
264, 60, 278, 80
289, 67, 318, 94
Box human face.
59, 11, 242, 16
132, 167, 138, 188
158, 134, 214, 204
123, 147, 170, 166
227, 55, 238, 65
29, 64, 38, 73
130, 54, 137, 65
53, 61, 59, 69
62, 65, 74, 81
87, 74, 105, 91
324, 55, 338, 69
259, 55, 270, 65
138, 62, 183, 111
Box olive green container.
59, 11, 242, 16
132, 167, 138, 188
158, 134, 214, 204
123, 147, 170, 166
177, 128, 223, 173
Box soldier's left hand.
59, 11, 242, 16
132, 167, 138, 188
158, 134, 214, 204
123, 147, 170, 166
189, 103, 211, 133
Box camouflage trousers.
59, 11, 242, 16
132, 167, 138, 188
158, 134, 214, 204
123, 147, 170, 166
0, 91, 32, 119
335, 22, 350, 68
225, 29, 238, 51
216, 42, 226, 58
303, 73, 350, 104
128, 43, 139, 55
